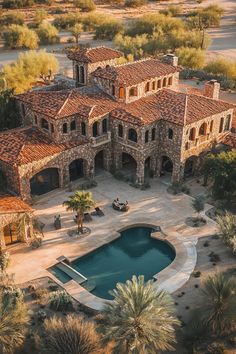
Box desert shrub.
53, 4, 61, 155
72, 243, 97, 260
0, 251, 10, 271
217, 212, 236, 254
2, 0, 33, 8
74, 0, 96, 12
168, 181, 190, 195
53, 12, 81, 29
3, 24, 39, 49
207, 343, 225, 354
114, 33, 148, 58
125, 0, 147, 7
33, 9, 48, 26
37, 21, 59, 44
192, 195, 205, 217
31, 287, 49, 300
37, 310, 47, 322
31, 236, 43, 248
205, 58, 236, 79
0, 12, 24, 27
49, 290, 73, 311
94, 19, 124, 40
188, 5, 224, 29
41, 315, 101, 353
176, 47, 205, 69
2, 285, 24, 305
160, 5, 183, 17
82, 12, 107, 31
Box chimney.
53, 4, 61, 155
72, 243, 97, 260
162, 54, 178, 67
203, 80, 220, 100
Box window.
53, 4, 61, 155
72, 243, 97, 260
128, 128, 137, 143
168, 128, 173, 140
63, 123, 68, 134
152, 81, 156, 90
41, 118, 49, 130
112, 84, 115, 96
145, 82, 150, 92
92, 122, 99, 137
185, 142, 189, 150
119, 87, 125, 98
145, 130, 149, 143
129, 87, 137, 97
168, 76, 173, 86
189, 127, 196, 141
219, 117, 224, 133
199, 122, 207, 136
163, 78, 167, 87
81, 122, 86, 136
225, 114, 231, 131
210, 120, 214, 132
21, 103, 26, 116
157, 79, 161, 89
70, 120, 76, 131
102, 118, 108, 133
118, 124, 123, 138
51, 124, 54, 133
34, 115, 38, 125
151, 128, 156, 141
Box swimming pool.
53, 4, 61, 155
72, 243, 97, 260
50, 226, 175, 300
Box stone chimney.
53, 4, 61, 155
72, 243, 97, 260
162, 54, 178, 67
203, 80, 220, 100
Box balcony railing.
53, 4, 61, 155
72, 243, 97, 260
90, 131, 111, 147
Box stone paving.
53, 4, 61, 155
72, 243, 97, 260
7, 173, 218, 309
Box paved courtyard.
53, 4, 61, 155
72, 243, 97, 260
8, 174, 218, 286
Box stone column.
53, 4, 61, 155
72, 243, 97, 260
62, 166, 69, 187
156, 156, 162, 177
104, 147, 112, 171
114, 151, 122, 170
0, 227, 6, 250
136, 160, 145, 185
86, 159, 95, 180
172, 162, 183, 182
150, 155, 158, 177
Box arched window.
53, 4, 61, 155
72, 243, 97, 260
51, 123, 54, 133
79, 66, 85, 84
210, 120, 214, 132
152, 81, 156, 90
102, 118, 108, 133
41, 118, 49, 130
81, 122, 86, 136
21, 103, 26, 116
151, 128, 156, 141
225, 114, 231, 131
157, 79, 161, 89
129, 87, 136, 97
145, 82, 150, 92
92, 121, 99, 137
128, 128, 137, 143
111, 84, 115, 96
145, 130, 149, 143
219, 117, 224, 133
199, 122, 207, 136
168, 76, 173, 86
34, 115, 38, 125
189, 127, 196, 141
63, 123, 68, 134
119, 87, 125, 98
163, 78, 167, 87
168, 128, 173, 140
70, 120, 76, 131
118, 124, 123, 138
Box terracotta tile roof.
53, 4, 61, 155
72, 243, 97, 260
67, 46, 123, 63
92, 59, 179, 86
0, 127, 87, 166
111, 89, 233, 126
17, 88, 118, 120
0, 195, 32, 214
222, 133, 236, 149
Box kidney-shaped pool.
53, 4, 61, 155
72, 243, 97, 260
50, 226, 176, 300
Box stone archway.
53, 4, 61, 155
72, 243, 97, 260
30, 168, 59, 196
121, 152, 137, 181
145, 157, 151, 178
69, 159, 84, 181
161, 156, 173, 175
184, 156, 198, 178
95, 150, 105, 175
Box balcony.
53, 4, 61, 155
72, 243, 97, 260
90, 132, 111, 147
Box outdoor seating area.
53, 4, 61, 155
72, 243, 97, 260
112, 198, 129, 212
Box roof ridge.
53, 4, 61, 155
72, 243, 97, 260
115, 57, 156, 68
56, 91, 73, 117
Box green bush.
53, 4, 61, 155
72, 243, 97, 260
37, 21, 59, 44
3, 285, 24, 305
125, 0, 147, 7
94, 19, 124, 40
2, 0, 33, 8
176, 47, 205, 69
0, 12, 24, 27
3, 25, 39, 49
0, 251, 10, 271
49, 290, 73, 311
217, 212, 236, 254
82, 12, 107, 31
53, 12, 81, 29
74, 0, 96, 12
33, 9, 48, 26
205, 58, 236, 79
31, 287, 49, 300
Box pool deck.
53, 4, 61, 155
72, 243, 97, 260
7, 174, 217, 310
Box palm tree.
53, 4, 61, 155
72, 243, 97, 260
96, 275, 180, 353
42, 315, 101, 354
63, 190, 95, 233
0, 290, 28, 354
199, 272, 236, 336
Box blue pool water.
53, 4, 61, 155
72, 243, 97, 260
70, 226, 175, 299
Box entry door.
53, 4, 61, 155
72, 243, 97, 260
4, 224, 19, 245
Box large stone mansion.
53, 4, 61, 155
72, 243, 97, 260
0, 46, 235, 203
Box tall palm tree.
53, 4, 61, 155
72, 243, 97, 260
42, 315, 102, 354
96, 275, 180, 354
63, 190, 95, 233
0, 290, 28, 354
200, 272, 236, 336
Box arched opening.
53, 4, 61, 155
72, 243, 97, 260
168, 128, 173, 140
119, 87, 125, 99
118, 124, 123, 138
151, 128, 156, 141
0, 169, 7, 192
145, 82, 150, 92
63, 123, 68, 134
92, 122, 99, 137
3, 223, 20, 245
161, 156, 173, 175
189, 127, 196, 141
219, 117, 224, 133
210, 120, 214, 132
41, 118, 49, 130
95, 150, 105, 175
145, 157, 151, 178
157, 79, 161, 89
168, 76, 173, 86
69, 159, 84, 181
199, 122, 207, 136
163, 77, 167, 87
30, 168, 59, 196
152, 81, 156, 90
184, 156, 198, 178
102, 118, 108, 133
225, 114, 231, 131
128, 128, 137, 143
70, 120, 76, 131
111, 84, 115, 96
145, 130, 149, 143
81, 122, 86, 136
122, 152, 137, 181
129, 87, 137, 97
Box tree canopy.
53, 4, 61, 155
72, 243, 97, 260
0, 89, 21, 131
3, 24, 39, 49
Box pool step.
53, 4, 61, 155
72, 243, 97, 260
56, 261, 87, 284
